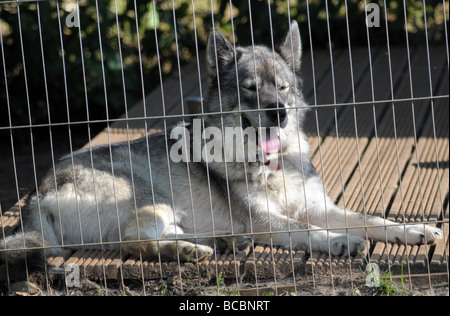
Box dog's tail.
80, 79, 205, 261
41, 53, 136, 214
1, 192, 65, 277
1, 229, 63, 280
1, 231, 46, 270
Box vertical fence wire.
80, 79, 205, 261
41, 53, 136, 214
0, 0, 448, 295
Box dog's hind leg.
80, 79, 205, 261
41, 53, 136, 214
121, 205, 214, 262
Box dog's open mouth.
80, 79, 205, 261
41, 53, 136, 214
241, 114, 282, 170
260, 129, 281, 154
241, 114, 281, 153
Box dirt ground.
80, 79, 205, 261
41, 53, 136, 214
1, 269, 448, 296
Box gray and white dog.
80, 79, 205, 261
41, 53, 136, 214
1, 22, 443, 269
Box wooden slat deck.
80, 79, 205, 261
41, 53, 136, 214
1, 46, 448, 285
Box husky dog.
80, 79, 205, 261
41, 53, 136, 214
1, 22, 443, 269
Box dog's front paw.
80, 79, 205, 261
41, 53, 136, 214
329, 235, 366, 257
397, 224, 443, 245
216, 234, 252, 255
179, 242, 214, 263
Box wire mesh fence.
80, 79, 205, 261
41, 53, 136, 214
0, 0, 448, 296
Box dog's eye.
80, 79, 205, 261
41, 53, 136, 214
242, 84, 257, 92
279, 85, 289, 91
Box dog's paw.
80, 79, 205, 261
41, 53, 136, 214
216, 235, 252, 255
396, 224, 443, 245
329, 235, 366, 257
179, 242, 213, 263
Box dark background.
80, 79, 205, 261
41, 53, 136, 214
0, 0, 447, 138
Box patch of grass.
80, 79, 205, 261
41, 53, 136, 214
154, 283, 168, 296
184, 271, 240, 296
184, 273, 205, 296
215, 272, 225, 296
358, 251, 411, 296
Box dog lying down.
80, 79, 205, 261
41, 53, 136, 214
1, 22, 443, 268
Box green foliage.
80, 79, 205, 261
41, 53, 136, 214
212, 0, 448, 48
1, 0, 447, 141
0, 0, 206, 134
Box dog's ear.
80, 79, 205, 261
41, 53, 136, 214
278, 21, 302, 73
207, 29, 235, 76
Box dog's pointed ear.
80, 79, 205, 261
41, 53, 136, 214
207, 29, 235, 76
278, 21, 302, 73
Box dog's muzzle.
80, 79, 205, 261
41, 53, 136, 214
266, 103, 287, 128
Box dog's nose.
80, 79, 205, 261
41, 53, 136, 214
266, 103, 287, 125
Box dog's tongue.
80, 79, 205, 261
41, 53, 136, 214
260, 130, 281, 154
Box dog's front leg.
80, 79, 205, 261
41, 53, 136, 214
311, 204, 444, 246
250, 211, 366, 257
293, 176, 443, 247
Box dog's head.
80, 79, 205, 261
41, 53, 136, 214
204, 21, 306, 160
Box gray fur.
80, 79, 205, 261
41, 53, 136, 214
1, 22, 443, 271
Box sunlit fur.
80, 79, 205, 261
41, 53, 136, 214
1, 22, 443, 270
